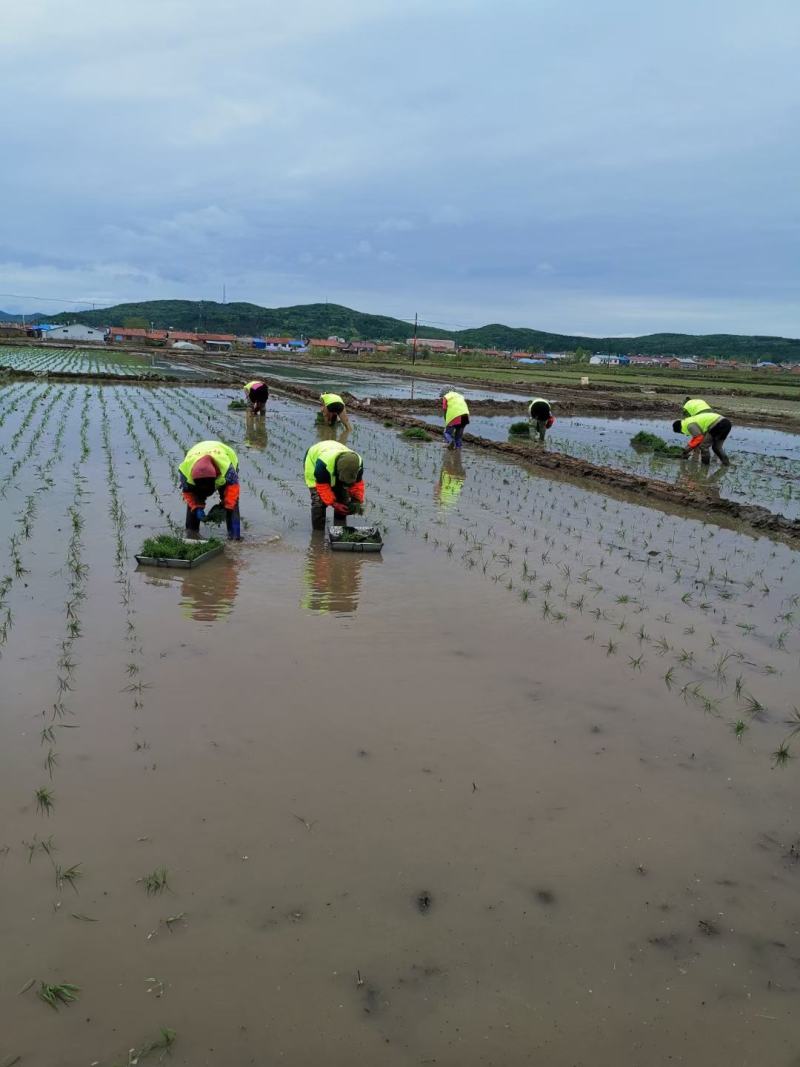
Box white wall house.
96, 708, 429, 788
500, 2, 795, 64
44, 324, 106, 343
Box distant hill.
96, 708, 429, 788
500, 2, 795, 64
48, 300, 800, 360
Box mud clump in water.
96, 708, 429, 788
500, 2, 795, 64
415, 891, 433, 914
534, 888, 556, 906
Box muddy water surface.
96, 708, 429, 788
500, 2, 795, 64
1, 383, 799, 1067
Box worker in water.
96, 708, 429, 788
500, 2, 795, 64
673, 399, 732, 466
178, 440, 241, 540
439, 387, 470, 448
243, 380, 269, 415
319, 392, 352, 432
528, 397, 555, 442
303, 440, 365, 530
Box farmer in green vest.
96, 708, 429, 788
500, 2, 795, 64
673, 399, 732, 465
243, 380, 269, 415
439, 388, 470, 449
319, 392, 352, 432
303, 440, 365, 530
178, 440, 242, 540
528, 397, 555, 442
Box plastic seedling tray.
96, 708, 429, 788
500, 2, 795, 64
135, 539, 224, 569
328, 525, 384, 553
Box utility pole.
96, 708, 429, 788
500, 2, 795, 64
412, 312, 418, 367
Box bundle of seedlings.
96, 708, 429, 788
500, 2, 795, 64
336, 526, 382, 544
139, 534, 223, 561
401, 426, 433, 441
509, 421, 531, 437
630, 430, 685, 458
228, 398, 248, 410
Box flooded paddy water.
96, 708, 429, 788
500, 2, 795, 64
412, 412, 800, 521
1, 381, 800, 1066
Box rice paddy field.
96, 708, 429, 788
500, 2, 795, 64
416, 413, 800, 520
0, 346, 224, 382
1, 376, 800, 1067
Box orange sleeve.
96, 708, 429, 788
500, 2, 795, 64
222, 483, 240, 509
182, 489, 201, 509
316, 483, 336, 506
348, 480, 365, 503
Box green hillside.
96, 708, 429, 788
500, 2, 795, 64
46, 300, 800, 360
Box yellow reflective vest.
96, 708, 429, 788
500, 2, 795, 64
680, 410, 724, 437
320, 392, 344, 408
443, 391, 469, 424
683, 398, 710, 417
178, 441, 238, 488
244, 380, 264, 395
304, 440, 361, 488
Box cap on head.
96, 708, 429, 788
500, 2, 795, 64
438, 386, 454, 398
336, 451, 360, 485
191, 455, 218, 481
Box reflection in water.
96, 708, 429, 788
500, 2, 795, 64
179, 556, 240, 621
675, 462, 728, 495
315, 421, 350, 444
435, 451, 466, 509
301, 531, 382, 614
244, 413, 268, 451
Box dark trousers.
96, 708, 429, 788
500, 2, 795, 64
702, 418, 732, 465
309, 488, 346, 530
533, 418, 548, 442
250, 385, 269, 414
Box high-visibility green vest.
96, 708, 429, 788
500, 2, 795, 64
304, 440, 362, 488
443, 391, 469, 424
320, 392, 344, 408
680, 410, 723, 437
528, 397, 551, 416
244, 380, 264, 395
683, 398, 710, 417
179, 441, 238, 487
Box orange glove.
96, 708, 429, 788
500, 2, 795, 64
688, 434, 704, 450
316, 483, 337, 507
348, 480, 365, 503
182, 489, 202, 509
222, 482, 240, 509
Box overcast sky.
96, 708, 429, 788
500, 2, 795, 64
1, 0, 798, 336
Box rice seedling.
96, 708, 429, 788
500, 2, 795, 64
731, 719, 748, 740
37, 981, 80, 1010
43, 748, 58, 779
35, 787, 54, 815
140, 866, 170, 894
54, 863, 82, 893
605, 639, 617, 656
628, 654, 644, 671
772, 742, 792, 769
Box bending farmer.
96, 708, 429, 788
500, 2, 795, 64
304, 440, 365, 530
178, 440, 242, 540
528, 397, 555, 442
243, 380, 269, 415
673, 399, 732, 466
439, 388, 470, 449
319, 392, 352, 432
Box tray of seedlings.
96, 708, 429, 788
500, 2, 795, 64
328, 525, 384, 553
136, 534, 224, 569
